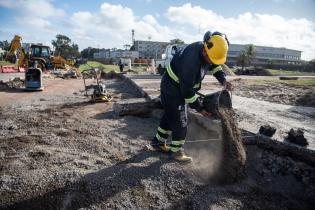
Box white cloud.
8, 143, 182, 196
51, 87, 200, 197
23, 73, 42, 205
2, 1, 314, 60
0, 0, 65, 17
0, 0, 15, 8
70, 2, 173, 49
165, 3, 315, 60
1, 0, 64, 33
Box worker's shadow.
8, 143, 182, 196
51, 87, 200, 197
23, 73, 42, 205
94, 110, 160, 140
4, 150, 167, 210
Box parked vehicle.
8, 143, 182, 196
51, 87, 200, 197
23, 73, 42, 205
155, 44, 187, 75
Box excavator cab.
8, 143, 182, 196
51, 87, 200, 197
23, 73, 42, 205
29, 44, 54, 70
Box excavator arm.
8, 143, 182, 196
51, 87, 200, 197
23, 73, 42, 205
5, 35, 22, 60
5, 35, 28, 68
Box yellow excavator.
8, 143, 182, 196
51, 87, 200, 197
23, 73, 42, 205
5, 35, 79, 90
5, 35, 77, 71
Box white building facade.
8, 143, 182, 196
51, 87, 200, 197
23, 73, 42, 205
93, 49, 139, 61
133, 40, 169, 59
227, 44, 302, 66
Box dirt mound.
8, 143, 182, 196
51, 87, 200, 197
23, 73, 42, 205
285, 128, 309, 146
235, 67, 272, 76
0, 78, 24, 91
296, 91, 315, 107
256, 67, 272, 76
101, 70, 121, 79
216, 107, 246, 183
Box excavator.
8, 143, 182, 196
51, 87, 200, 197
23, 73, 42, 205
5, 35, 79, 90
5, 35, 77, 71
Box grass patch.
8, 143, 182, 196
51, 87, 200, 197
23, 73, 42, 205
245, 79, 315, 86
79, 61, 148, 73
0, 60, 12, 66
79, 61, 117, 72
267, 69, 315, 76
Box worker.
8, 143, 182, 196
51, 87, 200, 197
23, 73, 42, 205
151, 31, 232, 162
119, 59, 124, 72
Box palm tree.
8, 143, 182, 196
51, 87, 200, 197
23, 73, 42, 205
238, 44, 256, 71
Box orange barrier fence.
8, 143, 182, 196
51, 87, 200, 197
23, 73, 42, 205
0, 65, 25, 73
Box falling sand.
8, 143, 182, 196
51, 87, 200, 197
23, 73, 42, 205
186, 106, 246, 184
215, 107, 247, 183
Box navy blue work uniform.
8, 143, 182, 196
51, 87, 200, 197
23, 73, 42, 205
153, 42, 226, 153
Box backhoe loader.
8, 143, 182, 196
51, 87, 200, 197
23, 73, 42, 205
5, 35, 77, 71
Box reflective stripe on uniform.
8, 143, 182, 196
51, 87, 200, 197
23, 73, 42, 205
166, 64, 179, 83
155, 133, 166, 143
185, 94, 198, 104
170, 147, 181, 152
171, 140, 185, 146
167, 64, 201, 91
193, 83, 200, 89
170, 140, 185, 152
210, 65, 223, 74
158, 126, 171, 135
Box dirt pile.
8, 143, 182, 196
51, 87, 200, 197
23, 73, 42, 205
285, 128, 309, 146
259, 125, 277, 137
235, 67, 272, 76
0, 78, 24, 90
217, 107, 246, 183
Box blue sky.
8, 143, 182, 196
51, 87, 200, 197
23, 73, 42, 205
0, 0, 315, 60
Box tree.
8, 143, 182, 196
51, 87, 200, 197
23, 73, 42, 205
80, 47, 100, 59
170, 39, 185, 44
123, 44, 131, 50
0, 40, 9, 50
51, 34, 80, 59
237, 44, 256, 71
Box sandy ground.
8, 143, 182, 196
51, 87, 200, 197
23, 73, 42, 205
0, 74, 314, 209
232, 80, 315, 107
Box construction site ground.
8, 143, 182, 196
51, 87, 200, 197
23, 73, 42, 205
0, 73, 315, 209
129, 74, 315, 149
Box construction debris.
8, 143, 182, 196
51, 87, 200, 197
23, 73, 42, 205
285, 128, 309, 146
0, 77, 24, 90
52, 68, 81, 79
101, 70, 120, 79
259, 125, 277, 137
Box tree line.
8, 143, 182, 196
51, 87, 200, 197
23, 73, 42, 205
1, 35, 314, 71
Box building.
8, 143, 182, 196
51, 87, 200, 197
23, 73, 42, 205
93, 49, 110, 59
227, 44, 302, 66
133, 40, 169, 59
93, 49, 139, 61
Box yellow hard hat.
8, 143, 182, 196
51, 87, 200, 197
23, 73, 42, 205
204, 35, 228, 65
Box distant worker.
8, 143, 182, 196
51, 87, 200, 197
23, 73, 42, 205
151, 31, 232, 162
119, 59, 124, 72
